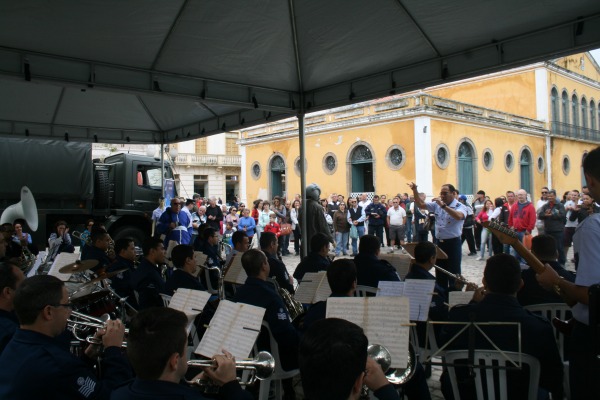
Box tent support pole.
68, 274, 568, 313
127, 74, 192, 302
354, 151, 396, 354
298, 112, 307, 257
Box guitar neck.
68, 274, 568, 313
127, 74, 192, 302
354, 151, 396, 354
510, 238, 546, 274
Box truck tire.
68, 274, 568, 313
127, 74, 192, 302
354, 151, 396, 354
111, 226, 147, 247
95, 169, 110, 208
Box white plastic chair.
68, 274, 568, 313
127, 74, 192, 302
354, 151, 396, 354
203, 268, 219, 296
159, 293, 172, 307
524, 302, 572, 398
444, 350, 540, 400
354, 285, 379, 297
254, 321, 299, 400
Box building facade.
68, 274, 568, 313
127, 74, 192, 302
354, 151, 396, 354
238, 52, 600, 203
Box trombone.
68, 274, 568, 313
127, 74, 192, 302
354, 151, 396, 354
187, 351, 275, 387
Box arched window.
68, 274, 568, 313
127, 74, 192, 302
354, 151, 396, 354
590, 101, 597, 131
457, 142, 475, 195
520, 149, 532, 195
572, 94, 579, 127
561, 91, 569, 124
581, 97, 588, 129
349, 144, 374, 194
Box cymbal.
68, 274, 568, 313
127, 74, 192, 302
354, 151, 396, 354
82, 268, 129, 286
58, 259, 99, 274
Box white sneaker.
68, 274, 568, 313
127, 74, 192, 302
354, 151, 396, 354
475, 256, 483, 261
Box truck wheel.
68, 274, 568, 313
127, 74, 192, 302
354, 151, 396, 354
95, 169, 110, 208
111, 227, 147, 247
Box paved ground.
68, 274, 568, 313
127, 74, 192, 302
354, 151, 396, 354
276, 237, 576, 399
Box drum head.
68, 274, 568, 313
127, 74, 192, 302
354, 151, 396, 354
71, 288, 110, 304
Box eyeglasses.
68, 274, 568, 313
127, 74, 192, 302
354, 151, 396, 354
541, 191, 548, 194
231, 209, 237, 211
440, 192, 450, 195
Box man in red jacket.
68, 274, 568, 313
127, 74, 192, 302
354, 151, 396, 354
507, 189, 536, 262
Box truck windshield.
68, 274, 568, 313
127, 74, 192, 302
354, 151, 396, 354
137, 166, 172, 190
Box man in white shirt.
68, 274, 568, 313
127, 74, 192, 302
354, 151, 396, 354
535, 187, 549, 234
358, 193, 371, 231
387, 197, 407, 250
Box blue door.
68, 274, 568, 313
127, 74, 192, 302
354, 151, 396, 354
520, 150, 532, 195
270, 156, 285, 198
350, 146, 374, 193
458, 142, 474, 195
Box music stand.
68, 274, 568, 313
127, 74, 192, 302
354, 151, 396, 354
402, 242, 448, 260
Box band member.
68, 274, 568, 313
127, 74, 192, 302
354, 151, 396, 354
225, 230, 249, 266
354, 234, 400, 290
110, 307, 252, 400
0, 275, 131, 399
166, 244, 205, 296
81, 228, 113, 273
106, 238, 138, 308
0, 261, 25, 355
234, 249, 299, 399
131, 237, 167, 310
440, 254, 563, 400
47, 220, 75, 262
198, 228, 222, 291
259, 232, 294, 293
409, 182, 468, 291
536, 145, 600, 400
293, 233, 331, 282
300, 318, 400, 400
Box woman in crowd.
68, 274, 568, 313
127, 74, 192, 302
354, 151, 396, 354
290, 199, 301, 256
475, 199, 495, 261
225, 205, 240, 229
251, 199, 262, 225
257, 200, 271, 240
333, 201, 350, 256
47, 220, 74, 261
237, 208, 256, 242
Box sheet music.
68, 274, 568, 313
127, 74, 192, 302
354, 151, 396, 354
28, 251, 46, 277
326, 297, 409, 368
223, 254, 247, 285
47, 252, 81, 281
195, 300, 266, 359
448, 291, 475, 308
377, 281, 404, 297
403, 279, 435, 322
168, 288, 211, 317
294, 272, 331, 304
378, 253, 413, 279
194, 251, 208, 267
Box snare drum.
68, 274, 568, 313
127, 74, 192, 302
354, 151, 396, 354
70, 288, 116, 317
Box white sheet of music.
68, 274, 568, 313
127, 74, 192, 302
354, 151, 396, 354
168, 288, 211, 317
377, 281, 404, 297
449, 291, 474, 308
195, 300, 266, 359
378, 253, 413, 279
403, 279, 435, 322
48, 252, 81, 281
223, 255, 247, 285
294, 272, 331, 304
194, 251, 208, 267
28, 251, 46, 277
326, 297, 409, 368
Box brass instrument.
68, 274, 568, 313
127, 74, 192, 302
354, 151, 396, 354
72, 230, 92, 246
219, 240, 232, 263
18, 242, 37, 273
203, 260, 226, 300
268, 277, 304, 322
361, 343, 416, 398
187, 351, 275, 387
67, 310, 128, 345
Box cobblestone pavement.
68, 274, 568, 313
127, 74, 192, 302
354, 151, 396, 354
277, 237, 576, 400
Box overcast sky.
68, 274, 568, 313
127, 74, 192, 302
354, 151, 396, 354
590, 49, 600, 64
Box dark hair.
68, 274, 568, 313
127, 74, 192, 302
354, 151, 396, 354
531, 234, 558, 261
142, 237, 163, 257
185, 199, 195, 206
54, 220, 68, 230
127, 307, 189, 380
114, 237, 134, 255
484, 254, 521, 295
327, 260, 357, 295
0, 261, 19, 292
443, 184, 458, 194
202, 227, 217, 241
358, 234, 380, 255
241, 249, 267, 277
259, 232, 277, 250
476, 189, 485, 195
414, 241, 437, 264
14, 275, 64, 325
494, 197, 504, 208
171, 244, 194, 269
310, 233, 330, 254
231, 230, 248, 248
253, 199, 262, 210
299, 318, 368, 400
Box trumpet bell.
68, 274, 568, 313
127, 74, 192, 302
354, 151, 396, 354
366, 343, 416, 386
252, 351, 275, 380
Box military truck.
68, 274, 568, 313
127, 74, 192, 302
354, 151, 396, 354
0, 138, 174, 247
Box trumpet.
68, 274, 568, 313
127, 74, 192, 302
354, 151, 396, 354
367, 343, 416, 385
188, 351, 274, 387
72, 230, 92, 246
67, 310, 128, 344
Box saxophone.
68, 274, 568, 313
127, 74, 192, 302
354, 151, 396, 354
268, 277, 304, 322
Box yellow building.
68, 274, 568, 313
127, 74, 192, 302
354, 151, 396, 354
239, 53, 600, 202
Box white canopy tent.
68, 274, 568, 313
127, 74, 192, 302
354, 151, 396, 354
0, 0, 599, 145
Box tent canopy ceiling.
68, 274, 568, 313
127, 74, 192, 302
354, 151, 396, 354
1, 0, 599, 144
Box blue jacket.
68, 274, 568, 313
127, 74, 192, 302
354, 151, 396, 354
0, 329, 131, 399
354, 253, 400, 290
131, 258, 166, 310
293, 252, 330, 281
364, 202, 387, 226
107, 256, 137, 307
165, 269, 205, 296
110, 377, 251, 400
156, 207, 193, 245
81, 244, 113, 273
0, 310, 18, 356
266, 252, 294, 293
